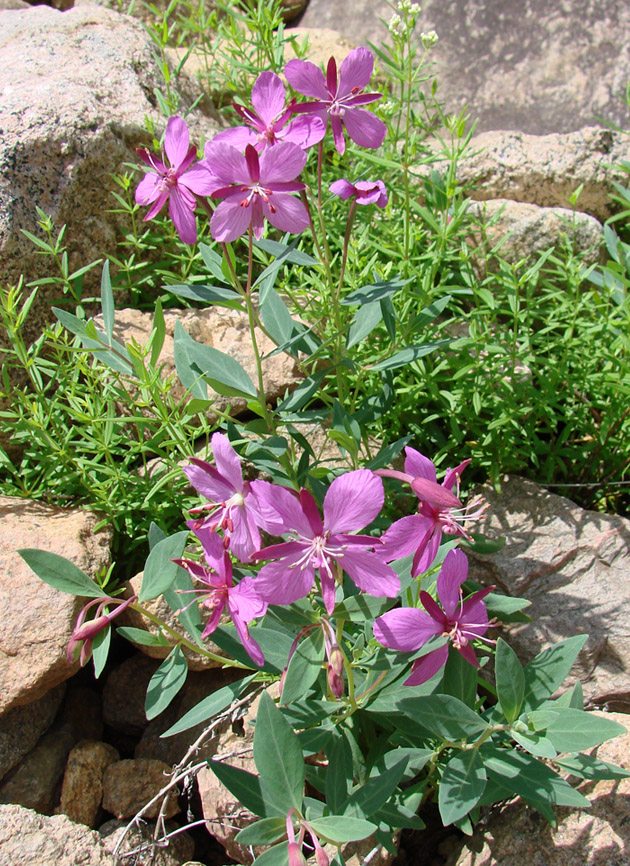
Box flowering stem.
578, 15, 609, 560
337, 200, 358, 297
245, 229, 274, 433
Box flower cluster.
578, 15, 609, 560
175, 434, 491, 686
135, 47, 388, 245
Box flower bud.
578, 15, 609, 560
328, 665, 344, 699
329, 646, 345, 678
288, 842, 307, 866
315, 843, 330, 866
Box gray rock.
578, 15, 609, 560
0, 725, 75, 814
0, 804, 119, 866
0, 684, 65, 783
468, 477, 630, 708
297, 0, 630, 135
102, 759, 180, 820
0, 496, 112, 714
445, 712, 630, 866
60, 740, 120, 828
467, 199, 604, 275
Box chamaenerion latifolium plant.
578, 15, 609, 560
15, 2, 630, 863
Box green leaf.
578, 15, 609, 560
161, 675, 255, 738
511, 730, 558, 758
364, 436, 412, 471
346, 302, 383, 349
199, 242, 229, 283
145, 645, 188, 720
281, 629, 324, 706
212, 625, 293, 674
341, 276, 414, 306
409, 295, 451, 330
397, 694, 489, 740
253, 692, 305, 815
167, 283, 245, 310
326, 733, 354, 813
343, 758, 407, 819
150, 298, 166, 367
374, 748, 432, 780
173, 319, 207, 399
52, 308, 133, 376
554, 753, 630, 780
440, 646, 478, 707
148, 522, 166, 550
18, 549, 103, 598
116, 626, 170, 647
277, 369, 328, 413
254, 238, 318, 266
91, 621, 111, 678
236, 818, 287, 847
100, 260, 114, 341
439, 750, 487, 826
545, 709, 626, 753
210, 761, 267, 817
139, 530, 189, 602
371, 340, 451, 372
332, 594, 393, 622
260, 288, 298, 348
251, 844, 290, 866
308, 816, 377, 844
522, 635, 588, 711
173, 320, 257, 399
495, 638, 525, 722
162, 565, 203, 647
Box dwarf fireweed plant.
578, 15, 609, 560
13, 18, 630, 866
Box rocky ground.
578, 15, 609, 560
1, 0, 630, 864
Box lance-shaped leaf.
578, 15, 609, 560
253, 691, 305, 815
397, 694, 489, 740
139, 530, 189, 602
281, 628, 324, 706
145, 645, 188, 720
18, 549, 104, 598
522, 635, 588, 711
495, 638, 525, 722
439, 750, 487, 826
173, 320, 258, 399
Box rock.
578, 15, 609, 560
102, 654, 160, 736
445, 711, 630, 866
283, 26, 355, 67
0, 804, 119, 866
298, 0, 630, 135
0, 496, 112, 714
59, 740, 120, 828
135, 669, 243, 766
100, 818, 195, 866
0, 725, 75, 814
0, 0, 28, 8
58, 686, 104, 743
93, 307, 303, 421
0, 5, 216, 335
0, 683, 65, 783
467, 477, 630, 708
467, 199, 604, 275
120, 573, 226, 670
279, 0, 308, 23
436, 127, 630, 222
102, 758, 180, 820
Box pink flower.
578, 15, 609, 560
213, 71, 326, 152
329, 178, 388, 207
68, 595, 136, 667
378, 447, 486, 576
173, 530, 267, 666
184, 433, 266, 561
251, 470, 399, 614
135, 116, 217, 245
204, 141, 309, 242
373, 549, 493, 685
285, 46, 386, 155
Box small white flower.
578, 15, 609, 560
421, 29, 439, 47
388, 12, 402, 34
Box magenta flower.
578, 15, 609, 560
135, 116, 217, 245
213, 71, 326, 153
251, 470, 400, 614
329, 178, 388, 207
68, 595, 136, 667
184, 433, 268, 561
173, 530, 267, 666
378, 447, 486, 576
373, 549, 493, 685
285, 46, 386, 155
203, 141, 309, 242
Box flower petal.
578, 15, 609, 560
404, 645, 449, 685
285, 59, 330, 100
168, 189, 197, 245
329, 178, 355, 200
136, 173, 164, 206
227, 505, 261, 562
411, 528, 441, 576
342, 108, 386, 150
259, 141, 307, 184
382, 514, 434, 560
164, 116, 190, 169
319, 568, 337, 615
337, 46, 375, 97
404, 447, 437, 482
338, 546, 400, 597
255, 556, 315, 606
280, 115, 326, 149
263, 194, 309, 236
204, 142, 250, 185
331, 113, 345, 154
252, 71, 287, 124
184, 457, 234, 501
373, 607, 441, 651
179, 163, 219, 196
229, 576, 268, 622
324, 469, 384, 534
212, 126, 260, 151
411, 477, 461, 508
248, 479, 301, 536
456, 642, 480, 669
210, 196, 253, 242
200, 601, 227, 639
436, 549, 469, 617
144, 190, 169, 221
211, 433, 243, 493
443, 459, 472, 491
231, 608, 265, 667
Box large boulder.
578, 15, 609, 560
445, 712, 630, 866
468, 477, 630, 708
0, 496, 112, 713
0, 4, 216, 337
0, 684, 65, 783
297, 0, 630, 135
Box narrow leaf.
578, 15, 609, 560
253, 692, 305, 814
18, 549, 103, 598
308, 816, 377, 843
371, 340, 451, 372
145, 646, 188, 720
139, 530, 189, 602
236, 818, 287, 847
522, 635, 588, 711
439, 750, 487, 826
495, 638, 525, 722
161, 676, 256, 738
100, 260, 114, 341
210, 761, 267, 817
281, 629, 324, 706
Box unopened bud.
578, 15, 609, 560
278, 666, 287, 697
328, 665, 344, 699
329, 647, 345, 678
315, 844, 330, 866
288, 843, 307, 866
